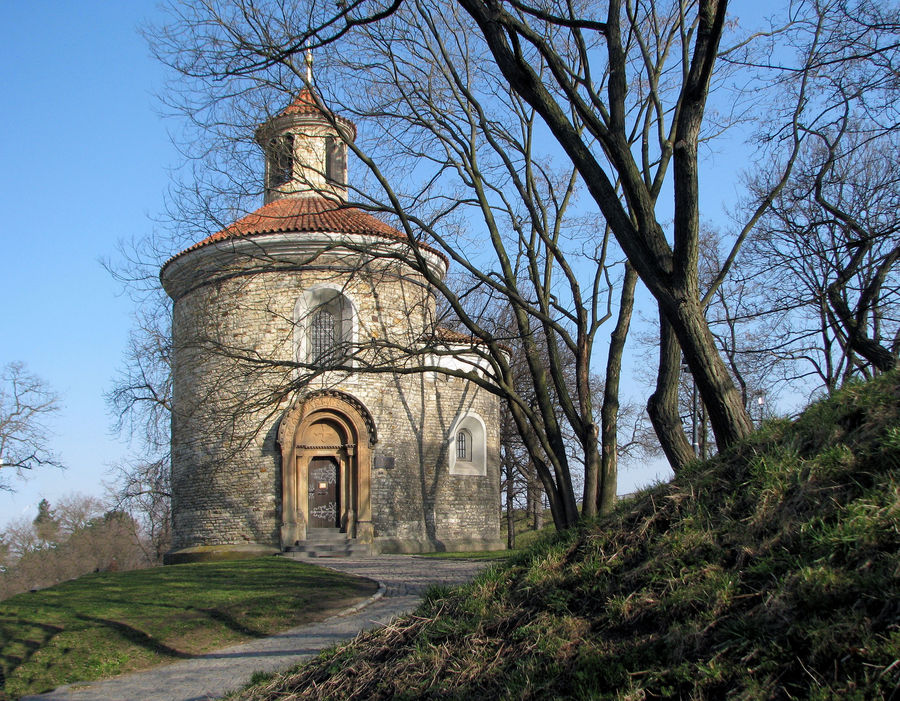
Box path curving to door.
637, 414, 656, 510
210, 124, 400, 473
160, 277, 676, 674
24, 556, 492, 701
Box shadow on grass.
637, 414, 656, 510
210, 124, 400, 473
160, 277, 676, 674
197, 607, 268, 639
74, 615, 193, 660
0, 618, 65, 683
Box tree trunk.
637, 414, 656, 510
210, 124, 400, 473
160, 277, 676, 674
527, 464, 543, 531
598, 263, 637, 515
581, 429, 602, 519
660, 293, 754, 451
648, 312, 696, 472
506, 461, 515, 549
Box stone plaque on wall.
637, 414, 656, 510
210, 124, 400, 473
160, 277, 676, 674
374, 455, 395, 470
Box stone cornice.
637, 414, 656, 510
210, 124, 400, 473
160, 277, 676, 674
161, 229, 448, 301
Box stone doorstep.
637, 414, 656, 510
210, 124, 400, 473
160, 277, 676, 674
282, 530, 372, 558
281, 544, 371, 558
303, 527, 350, 542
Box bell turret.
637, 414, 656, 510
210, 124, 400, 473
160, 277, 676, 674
255, 88, 356, 204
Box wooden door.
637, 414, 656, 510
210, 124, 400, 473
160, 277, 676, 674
308, 456, 339, 528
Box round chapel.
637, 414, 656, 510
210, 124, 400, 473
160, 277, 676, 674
161, 89, 503, 561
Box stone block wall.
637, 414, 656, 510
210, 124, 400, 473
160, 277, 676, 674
166, 235, 502, 555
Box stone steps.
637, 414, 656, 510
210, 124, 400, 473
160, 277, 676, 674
282, 529, 371, 558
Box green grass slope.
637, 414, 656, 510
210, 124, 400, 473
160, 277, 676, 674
235, 373, 900, 700
0, 558, 377, 699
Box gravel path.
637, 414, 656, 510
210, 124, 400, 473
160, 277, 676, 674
24, 555, 491, 701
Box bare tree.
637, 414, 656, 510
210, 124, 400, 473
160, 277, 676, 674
142, 0, 647, 530
736, 0, 900, 395
0, 495, 153, 599
742, 134, 900, 391
0, 362, 61, 491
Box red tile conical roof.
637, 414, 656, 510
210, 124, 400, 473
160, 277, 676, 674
163, 196, 447, 269
280, 88, 322, 116
266, 88, 356, 139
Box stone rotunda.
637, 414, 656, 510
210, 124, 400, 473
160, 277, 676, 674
161, 89, 503, 562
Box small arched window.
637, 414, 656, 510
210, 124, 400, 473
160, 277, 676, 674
268, 134, 294, 187
456, 429, 472, 461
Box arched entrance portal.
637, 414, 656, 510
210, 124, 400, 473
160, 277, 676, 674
277, 391, 375, 547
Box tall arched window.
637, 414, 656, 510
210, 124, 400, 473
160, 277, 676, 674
310, 308, 339, 364
325, 136, 347, 185
268, 134, 294, 187
295, 287, 355, 369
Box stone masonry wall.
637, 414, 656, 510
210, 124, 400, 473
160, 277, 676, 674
168, 237, 501, 553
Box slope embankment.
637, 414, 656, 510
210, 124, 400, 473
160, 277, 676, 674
233, 372, 900, 700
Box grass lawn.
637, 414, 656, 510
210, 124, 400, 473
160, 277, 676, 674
416, 550, 513, 560
0, 557, 377, 699
418, 514, 555, 560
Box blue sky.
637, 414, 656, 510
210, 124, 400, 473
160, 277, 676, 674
0, 1, 176, 525
0, 1, 782, 529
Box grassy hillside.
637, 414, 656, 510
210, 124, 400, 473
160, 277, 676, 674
234, 373, 900, 700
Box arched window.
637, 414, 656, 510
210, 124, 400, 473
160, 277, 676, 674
295, 287, 355, 369
456, 429, 472, 461
449, 413, 487, 476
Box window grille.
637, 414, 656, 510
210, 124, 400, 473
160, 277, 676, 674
456, 430, 470, 461
310, 309, 337, 364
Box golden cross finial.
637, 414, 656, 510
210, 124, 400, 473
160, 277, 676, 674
305, 42, 314, 84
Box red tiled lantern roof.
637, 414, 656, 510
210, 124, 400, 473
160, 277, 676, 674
163, 196, 448, 269
266, 88, 357, 139
432, 325, 511, 354
434, 326, 484, 344
280, 88, 322, 116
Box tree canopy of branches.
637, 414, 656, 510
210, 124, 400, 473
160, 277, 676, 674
0, 362, 61, 491
118, 0, 900, 534
732, 0, 900, 395
743, 136, 900, 392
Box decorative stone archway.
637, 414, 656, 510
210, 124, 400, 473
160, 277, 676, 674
276, 391, 376, 547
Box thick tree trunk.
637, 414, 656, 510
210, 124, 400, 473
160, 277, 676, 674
661, 294, 755, 451
647, 312, 695, 472
581, 430, 602, 519
505, 397, 577, 530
